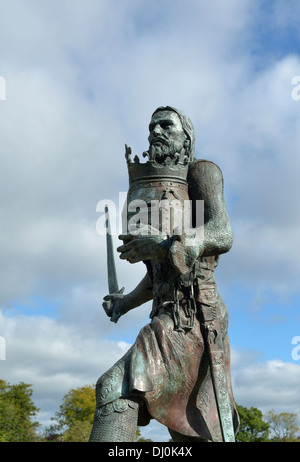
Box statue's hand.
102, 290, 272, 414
102, 288, 126, 323
117, 225, 169, 263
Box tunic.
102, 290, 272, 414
96, 256, 239, 441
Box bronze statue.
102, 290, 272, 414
89, 106, 239, 442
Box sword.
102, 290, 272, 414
204, 325, 236, 442
105, 205, 120, 294
104, 206, 124, 322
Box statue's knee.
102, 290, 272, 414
90, 397, 139, 442
95, 369, 122, 407
93, 397, 139, 423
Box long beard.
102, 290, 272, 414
150, 140, 177, 164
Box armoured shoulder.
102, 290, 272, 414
187, 158, 224, 201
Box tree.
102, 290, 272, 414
265, 410, 300, 442
48, 384, 153, 442
63, 420, 94, 442
49, 384, 96, 442
135, 426, 153, 442
0, 379, 40, 442
235, 404, 270, 442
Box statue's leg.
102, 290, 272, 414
89, 398, 139, 442
168, 428, 211, 443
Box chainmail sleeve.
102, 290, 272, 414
169, 159, 233, 275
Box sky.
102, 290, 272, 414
0, 0, 300, 442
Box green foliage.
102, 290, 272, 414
63, 420, 94, 442
235, 404, 270, 442
236, 405, 300, 442
47, 384, 153, 442
54, 384, 96, 427
265, 410, 300, 442
48, 384, 96, 442
2, 378, 299, 444
0, 379, 40, 442
135, 426, 153, 442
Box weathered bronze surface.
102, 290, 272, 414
89, 106, 239, 442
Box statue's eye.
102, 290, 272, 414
149, 120, 173, 131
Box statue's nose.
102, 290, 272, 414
153, 124, 162, 134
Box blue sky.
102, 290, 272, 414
1, 0, 300, 442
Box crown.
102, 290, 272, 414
125, 144, 189, 186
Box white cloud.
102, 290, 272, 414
0, 310, 131, 426
2, 0, 299, 308
232, 350, 300, 418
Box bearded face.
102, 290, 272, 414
147, 111, 190, 165
149, 137, 177, 164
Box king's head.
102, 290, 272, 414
126, 106, 195, 186
148, 106, 195, 164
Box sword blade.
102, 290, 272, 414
209, 352, 236, 442
105, 205, 119, 294
203, 325, 235, 442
